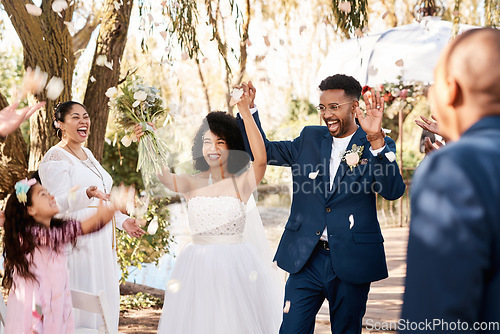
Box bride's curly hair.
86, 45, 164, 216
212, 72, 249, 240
2, 177, 65, 292
192, 111, 250, 174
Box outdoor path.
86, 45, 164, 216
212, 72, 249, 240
314, 227, 409, 333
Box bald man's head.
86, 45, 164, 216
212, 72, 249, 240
429, 28, 500, 141
445, 28, 500, 100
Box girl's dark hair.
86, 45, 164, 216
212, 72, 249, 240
2, 180, 65, 292
53, 101, 87, 139
192, 111, 250, 174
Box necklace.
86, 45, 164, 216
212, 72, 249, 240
65, 145, 107, 193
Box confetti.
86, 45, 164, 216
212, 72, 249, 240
113, 1, 121, 10
52, 0, 68, 13
395, 59, 404, 67
64, 21, 76, 36
147, 217, 159, 235
249, 271, 258, 282
68, 185, 80, 202
263, 35, 271, 47
25, 4, 42, 16
105, 59, 113, 70
96, 55, 107, 66
349, 214, 354, 229
45, 77, 64, 100
229, 88, 244, 107
308, 170, 319, 180
385, 151, 396, 162
160, 31, 168, 40
338, 1, 351, 13
90, 76, 96, 83
283, 301, 291, 313
21, 66, 48, 99
167, 279, 182, 294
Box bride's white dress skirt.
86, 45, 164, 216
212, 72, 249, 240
157, 196, 282, 334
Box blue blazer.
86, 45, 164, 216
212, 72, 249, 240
401, 116, 500, 332
237, 111, 405, 284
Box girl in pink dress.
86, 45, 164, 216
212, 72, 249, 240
2, 178, 119, 333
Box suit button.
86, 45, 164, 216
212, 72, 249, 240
326, 207, 331, 213
316, 231, 321, 236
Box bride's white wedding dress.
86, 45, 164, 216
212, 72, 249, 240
157, 196, 282, 333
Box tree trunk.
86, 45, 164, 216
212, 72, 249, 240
84, 0, 134, 162
0, 93, 29, 198
2, 0, 75, 171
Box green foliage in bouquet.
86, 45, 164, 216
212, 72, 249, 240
116, 197, 172, 283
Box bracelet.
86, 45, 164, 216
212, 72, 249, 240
366, 130, 386, 142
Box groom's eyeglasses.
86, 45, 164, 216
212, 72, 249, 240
316, 101, 354, 113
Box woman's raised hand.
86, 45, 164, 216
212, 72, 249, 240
134, 122, 156, 141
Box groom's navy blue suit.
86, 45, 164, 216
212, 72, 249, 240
237, 111, 405, 333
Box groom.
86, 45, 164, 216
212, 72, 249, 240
237, 75, 405, 333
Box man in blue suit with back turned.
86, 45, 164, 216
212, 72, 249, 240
237, 75, 405, 333
401, 28, 500, 333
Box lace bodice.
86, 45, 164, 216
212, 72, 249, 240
188, 196, 246, 236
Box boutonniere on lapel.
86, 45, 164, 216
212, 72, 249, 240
341, 144, 364, 171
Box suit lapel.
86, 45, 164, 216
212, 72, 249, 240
320, 133, 333, 198
327, 127, 367, 201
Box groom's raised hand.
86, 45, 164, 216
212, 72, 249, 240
355, 89, 385, 149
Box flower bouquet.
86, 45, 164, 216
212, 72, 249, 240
107, 78, 170, 186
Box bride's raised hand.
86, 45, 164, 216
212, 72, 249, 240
236, 83, 252, 116
134, 122, 156, 142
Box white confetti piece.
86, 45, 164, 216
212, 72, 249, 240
52, 0, 68, 13
64, 21, 76, 36
25, 4, 42, 16
147, 217, 159, 235
96, 55, 107, 66
229, 88, 244, 107
167, 279, 182, 294
308, 170, 319, 180
349, 214, 354, 229
68, 185, 80, 202
22, 66, 48, 98
45, 77, 64, 100
105, 59, 113, 70
90, 76, 96, 83
338, 1, 351, 13
249, 271, 258, 282
283, 301, 291, 313
113, 1, 121, 10
385, 151, 396, 162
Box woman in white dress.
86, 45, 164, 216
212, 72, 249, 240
38, 101, 145, 332
136, 83, 282, 333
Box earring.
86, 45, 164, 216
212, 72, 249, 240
57, 128, 61, 138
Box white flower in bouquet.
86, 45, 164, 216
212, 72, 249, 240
105, 86, 119, 99
109, 77, 170, 187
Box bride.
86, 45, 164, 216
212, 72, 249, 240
135, 83, 282, 333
